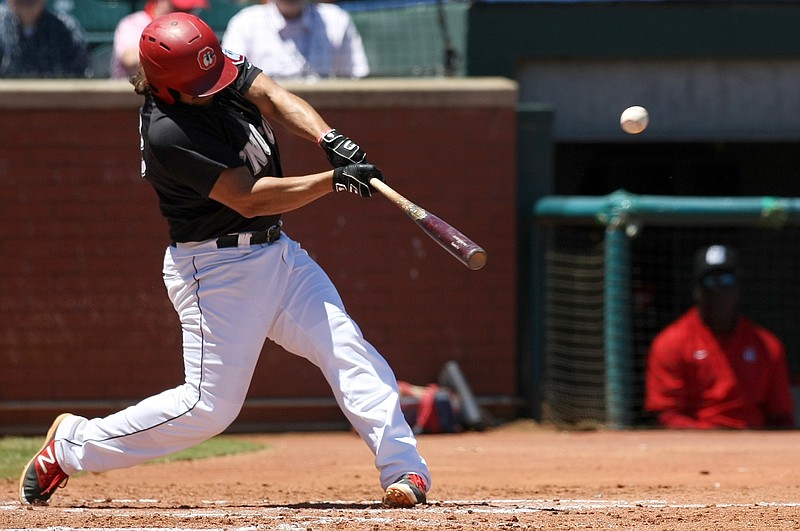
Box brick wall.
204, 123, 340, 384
0, 79, 518, 433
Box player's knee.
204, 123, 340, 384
193, 398, 244, 435
175, 387, 242, 434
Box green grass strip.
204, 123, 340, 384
0, 435, 267, 479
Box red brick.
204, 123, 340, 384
0, 101, 517, 431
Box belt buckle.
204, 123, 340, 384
266, 221, 282, 243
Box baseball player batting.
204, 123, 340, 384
19, 13, 429, 509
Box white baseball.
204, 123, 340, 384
620, 106, 649, 134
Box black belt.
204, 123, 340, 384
172, 223, 283, 248
216, 223, 282, 248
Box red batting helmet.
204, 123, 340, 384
139, 13, 237, 105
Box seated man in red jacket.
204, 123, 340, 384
645, 244, 795, 429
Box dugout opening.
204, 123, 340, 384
555, 142, 800, 199
534, 141, 800, 428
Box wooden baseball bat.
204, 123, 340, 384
369, 178, 487, 270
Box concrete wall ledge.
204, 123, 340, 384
0, 77, 518, 110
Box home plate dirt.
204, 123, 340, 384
2, 421, 800, 530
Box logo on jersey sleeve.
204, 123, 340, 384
222, 49, 245, 66
197, 47, 216, 71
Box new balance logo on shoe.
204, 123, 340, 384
36, 446, 58, 473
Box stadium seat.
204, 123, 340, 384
349, 2, 467, 77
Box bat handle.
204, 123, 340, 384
369, 177, 390, 194
370, 178, 426, 220
370, 178, 403, 204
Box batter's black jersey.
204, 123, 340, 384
139, 54, 283, 242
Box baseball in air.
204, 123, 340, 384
620, 105, 649, 134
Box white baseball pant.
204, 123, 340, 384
53, 232, 430, 491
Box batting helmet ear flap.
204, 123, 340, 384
146, 83, 181, 106
150, 87, 182, 105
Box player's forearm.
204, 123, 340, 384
240, 173, 334, 217
210, 166, 334, 217
246, 73, 330, 142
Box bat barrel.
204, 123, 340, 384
371, 177, 488, 270
420, 213, 487, 270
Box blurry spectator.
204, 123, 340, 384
110, 0, 209, 80
222, 0, 368, 80
0, 0, 90, 78
645, 244, 794, 429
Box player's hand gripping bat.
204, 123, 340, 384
369, 178, 487, 270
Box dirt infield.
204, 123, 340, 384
2, 421, 800, 530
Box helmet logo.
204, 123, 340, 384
197, 46, 216, 71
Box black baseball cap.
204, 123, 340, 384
693, 244, 741, 285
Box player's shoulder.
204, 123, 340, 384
225, 54, 261, 92
651, 322, 683, 346
145, 103, 195, 149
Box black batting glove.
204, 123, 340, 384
332, 164, 385, 197
319, 129, 367, 168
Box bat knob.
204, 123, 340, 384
467, 249, 488, 270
